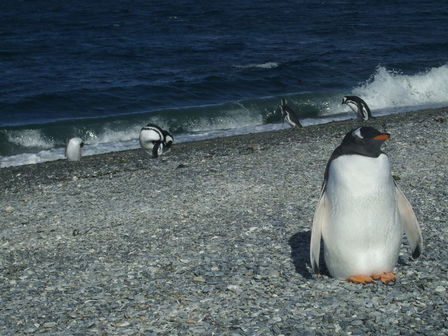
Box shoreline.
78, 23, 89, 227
1, 107, 447, 335
1, 106, 447, 192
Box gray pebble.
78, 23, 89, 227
0, 108, 447, 335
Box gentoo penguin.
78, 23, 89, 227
65, 137, 84, 161
139, 123, 174, 158
279, 98, 302, 128
310, 127, 422, 284
342, 96, 372, 121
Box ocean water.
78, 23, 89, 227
1, 0, 448, 167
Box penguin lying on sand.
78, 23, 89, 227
342, 96, 372, 121
278, 98, 302, 128
65, 137, 84, 161
139, 123, 174, 158
310, 126, 422, 284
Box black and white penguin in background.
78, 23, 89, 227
278, 98, 302, 128
65, 137, 84, 161
139, 123, 174, 158
342, 95, 372, 121
310, 126, 422, 284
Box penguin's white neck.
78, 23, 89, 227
328, 153, 392, 195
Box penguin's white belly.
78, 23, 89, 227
346, 102, 359, 114
323, 154, 402, 279
66, 138, 83, 161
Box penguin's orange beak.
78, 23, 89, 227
373, 133, 390, 141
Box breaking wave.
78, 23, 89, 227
1, 64, 448, 168
352, 65, 448, 112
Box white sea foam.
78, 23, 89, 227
325, 64, 448, 118
193, 106, 263, 132
172, 122, 289, 143
234, 62, 279, 69
87, 126, 142, 145
0, 108, 264, 167
352, 65, 448, 111
0, 149, 65, 168
0, 122, 285, 168
5, 129, 54, 149
0, 139, 141, 168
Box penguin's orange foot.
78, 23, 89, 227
372, 272, 396, 284
346, 274, 374, 284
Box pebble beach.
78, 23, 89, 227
1, 108, 447, 335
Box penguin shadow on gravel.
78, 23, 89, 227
288, 230, 329, 279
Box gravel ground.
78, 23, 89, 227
1, 108, 447, 335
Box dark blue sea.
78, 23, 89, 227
1, 0, 448, 167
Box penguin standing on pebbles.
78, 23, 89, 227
279, 98, 302, 128
65, 137, 84, 161
310, 127, 423, 284
342, 96, 372, 121
139, 123, 174, 158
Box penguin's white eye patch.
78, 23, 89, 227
352, 128, 363, 139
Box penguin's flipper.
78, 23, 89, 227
395, 184, 423, 259
310, 191, 329, 274
344, 102, 358, 115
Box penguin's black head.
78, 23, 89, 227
339, 126, 390, 157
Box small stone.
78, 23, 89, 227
193, 276, 206, 282
43, 322, 57, 328
435, 286, 445, 293
227, 285, 242, 293
4, 206, 14, 213
271, 316, 282, 323
24, 327, 38, 333
111, 321, 130, 327
334, 323, 342, 333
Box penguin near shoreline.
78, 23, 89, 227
65, 137, 84, 161
310, 126, 423, 284
278, 98, 302, 128
139, 123, 174, 158
342, 95, 372, 121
